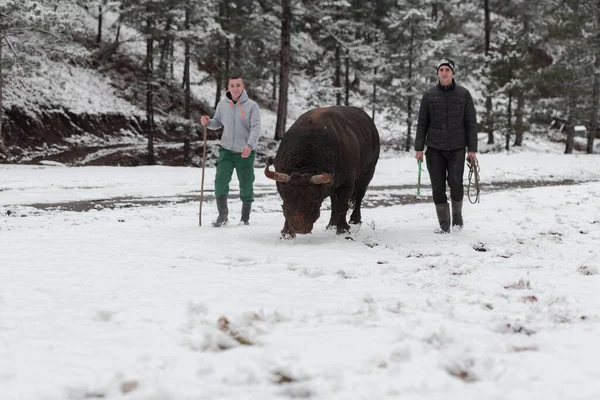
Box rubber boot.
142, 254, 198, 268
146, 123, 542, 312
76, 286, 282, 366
435, 203, 451, 234
212, 196, 229, 227
239, 202, 251, 226
451, 199, 463, 229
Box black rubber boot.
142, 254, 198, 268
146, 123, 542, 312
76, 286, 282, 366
451, 199, 463, 229
239, 202, 251, 226
435, 203, 451, 234
212, 196, 229, 227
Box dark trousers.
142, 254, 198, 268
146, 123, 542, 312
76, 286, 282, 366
425, 147, 466, 204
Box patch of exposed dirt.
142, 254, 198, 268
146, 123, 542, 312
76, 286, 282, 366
0, 104, 279, 167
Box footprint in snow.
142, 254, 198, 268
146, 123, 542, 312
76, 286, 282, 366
216, 256, 257, 267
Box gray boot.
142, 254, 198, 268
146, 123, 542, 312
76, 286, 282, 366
239, 202, 251, 226
212, 196, 229, 227
435, 203, 451, 233
451, 199, 463, 228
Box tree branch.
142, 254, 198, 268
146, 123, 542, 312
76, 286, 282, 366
256, 0, 276, 15
31, 28, 62, 41
3, 36, 18, 57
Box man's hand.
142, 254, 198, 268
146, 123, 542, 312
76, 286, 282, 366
467, 151, 477, 160
415, 151, 424, 161
241, 145, 252, 158
200, 115, 210, 126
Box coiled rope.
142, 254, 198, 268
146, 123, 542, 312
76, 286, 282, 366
467, 157, 480, 204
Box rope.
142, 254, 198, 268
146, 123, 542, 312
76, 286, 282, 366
416, 159, 423, 196
467, 157, 480, 204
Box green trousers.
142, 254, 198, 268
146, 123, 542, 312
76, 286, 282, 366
214, 148, 256, 202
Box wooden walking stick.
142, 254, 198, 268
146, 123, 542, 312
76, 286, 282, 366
199, 123, 208, 226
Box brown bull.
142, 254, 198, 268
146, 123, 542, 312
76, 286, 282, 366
265, 106, 380, 238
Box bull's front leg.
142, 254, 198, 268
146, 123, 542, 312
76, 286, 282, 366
281, 219, 296, 239
326, 193, 339, 231
331, 183, 354, 235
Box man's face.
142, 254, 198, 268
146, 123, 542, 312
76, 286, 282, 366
228, 78, 244, 99
437, 66, 453, 86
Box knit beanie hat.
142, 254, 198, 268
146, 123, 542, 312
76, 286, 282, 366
436, 58, 455, 74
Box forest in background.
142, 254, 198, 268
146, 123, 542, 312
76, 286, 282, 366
0, 0, 598, 165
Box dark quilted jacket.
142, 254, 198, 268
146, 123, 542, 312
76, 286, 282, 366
414, 80, 478, 152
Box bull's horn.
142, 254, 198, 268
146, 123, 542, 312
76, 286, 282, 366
264, 164, 290, 183
310, 173, 333, 185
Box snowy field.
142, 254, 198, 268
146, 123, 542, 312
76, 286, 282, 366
1, 152, 600, 400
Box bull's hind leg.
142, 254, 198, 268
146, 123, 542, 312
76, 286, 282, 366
349, 186, 367, 225
350, 164, 377, 224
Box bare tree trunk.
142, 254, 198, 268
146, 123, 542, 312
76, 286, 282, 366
514, 15, 530, 148
514, 89, 524, 146
224, 20, 230, 83
565, 125, 574, 154
588, 51, 600, 154
334, 44, 341, 105
372, 66, 377, 119
183, 0, 192, 165
484, 0, 494, 145
272, 59, 277, 100
115, 4, 122, 43
224, 44, 230, 84
214, 71, 222, 109
344, 49, 350, 106
505, 95, 511, 152
0, 32, 5, 155
505, 63, 513, 152
274, 0, 291, 141
405, 18, 415, 152
432, 0, 438, 20
145, 13, 155, 165
484, 0, 490, 50
159, 17, 172, 78
232, 37, 242, 73
485, 96, 494, 144
213, 0, 229, 108
169, 37, 175, 78
353, 73, 360, 90
97, 4, 103, 43
220, 0, 231, 85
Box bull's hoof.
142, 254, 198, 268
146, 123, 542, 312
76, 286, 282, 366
336, 226, 351, 235
349, 219, 362, 225
326, 223, 336, 231
280, 230, 296, 240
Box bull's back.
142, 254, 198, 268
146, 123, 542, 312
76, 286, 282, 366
276, 106, 380, 181
316, 106, 380, 180
325, 106, 379, 149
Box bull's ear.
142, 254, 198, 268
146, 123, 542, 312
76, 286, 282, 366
310, 173, 333, 185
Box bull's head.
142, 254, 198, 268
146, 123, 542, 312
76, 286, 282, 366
265, 162, 333, 237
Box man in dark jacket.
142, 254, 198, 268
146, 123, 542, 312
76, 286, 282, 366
414, 58, 478, 233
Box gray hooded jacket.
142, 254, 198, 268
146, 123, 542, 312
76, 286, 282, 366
207, 90, 261, 152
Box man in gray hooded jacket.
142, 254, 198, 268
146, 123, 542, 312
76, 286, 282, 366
201, 73, 261, 227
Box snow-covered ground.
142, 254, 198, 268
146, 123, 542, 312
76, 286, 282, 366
1, 152, 600, 400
